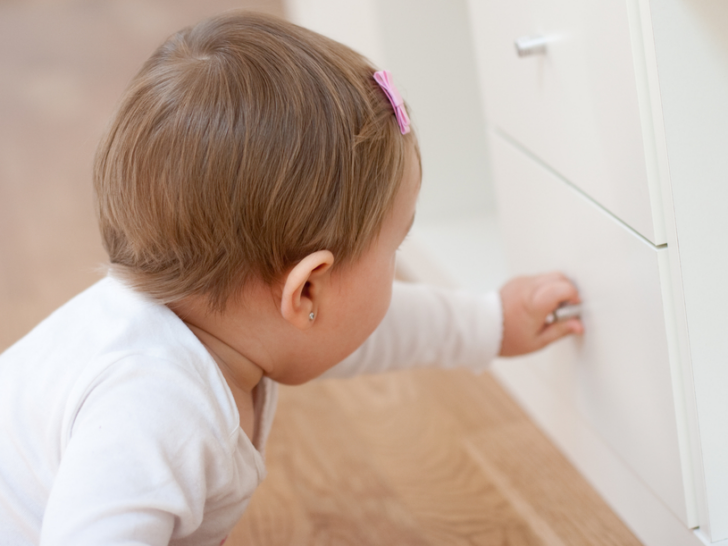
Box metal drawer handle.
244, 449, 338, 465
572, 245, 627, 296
514, 35, 548, 57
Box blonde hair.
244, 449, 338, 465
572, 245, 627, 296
94, 11, 416, 310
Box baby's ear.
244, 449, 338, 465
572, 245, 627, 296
279, 250, 334, 330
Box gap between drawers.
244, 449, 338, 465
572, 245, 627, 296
493, 127, 668, 252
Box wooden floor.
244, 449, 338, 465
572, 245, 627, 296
229, 369, 641, 545
0, 1, 642, 545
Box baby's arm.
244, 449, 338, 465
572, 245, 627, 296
320, 281, 503, 378
321, 273, 582, 379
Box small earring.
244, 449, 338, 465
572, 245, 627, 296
309, 312, 315, 321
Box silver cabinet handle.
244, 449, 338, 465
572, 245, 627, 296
514, 36, 548, 57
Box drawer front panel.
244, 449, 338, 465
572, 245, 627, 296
469, 0, 660, 244
491, 133, 687, 523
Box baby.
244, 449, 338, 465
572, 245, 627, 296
0, 11, 582, 545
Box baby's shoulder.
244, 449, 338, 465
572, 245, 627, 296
0, 276, 241, 451
73, 350, 239, 455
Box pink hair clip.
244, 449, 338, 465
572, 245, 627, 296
374, 70, 411, 135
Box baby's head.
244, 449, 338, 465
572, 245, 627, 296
94, 11, 418, 311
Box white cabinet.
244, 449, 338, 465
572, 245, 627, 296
468, 0, 728, 545
468, 0, 665, 245
491, 133, 687, 523
491, 132, 696, 543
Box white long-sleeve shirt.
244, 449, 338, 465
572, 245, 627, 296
0, 276, 502, 545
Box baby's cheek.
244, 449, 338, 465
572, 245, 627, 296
374, 278, 394, 326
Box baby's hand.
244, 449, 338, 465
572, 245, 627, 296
499, 272, 584, 357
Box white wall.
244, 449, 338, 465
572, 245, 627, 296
283, 0, 495, 224
284, 0, 387, 67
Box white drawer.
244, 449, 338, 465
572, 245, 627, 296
490, 133, 689, 524
468, 0, 663, 244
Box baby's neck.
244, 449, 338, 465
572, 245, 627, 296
184, 322, 263, 441
185, 322, 264, 393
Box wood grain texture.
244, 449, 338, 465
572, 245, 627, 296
231, 369, 643, 545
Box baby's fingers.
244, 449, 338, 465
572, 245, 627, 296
538, 318, 584, 348
533, 278, 581, 316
